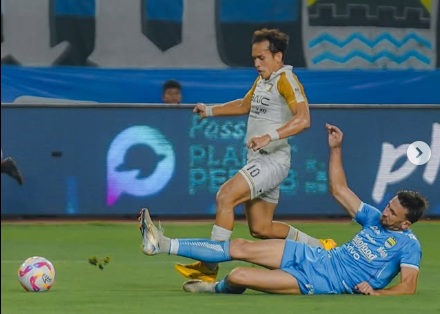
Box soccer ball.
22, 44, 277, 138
17, 256, 56, 292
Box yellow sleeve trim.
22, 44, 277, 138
244, 76, 260, 100
277, 72, 307, 108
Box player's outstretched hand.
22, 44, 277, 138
325, 123, 343, 148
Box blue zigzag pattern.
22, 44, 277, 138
309, 32, 432, 49
312, 50, 431, 65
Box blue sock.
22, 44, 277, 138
215, 276, 246, 294
176, 239, 231, 263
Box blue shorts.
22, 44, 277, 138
280, 240, 345, 294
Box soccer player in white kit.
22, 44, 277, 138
175, 28, 335, 282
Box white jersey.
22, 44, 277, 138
245, 65, 307, 160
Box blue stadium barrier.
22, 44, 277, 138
2, 66, 440, 104
1, 104, 439, 217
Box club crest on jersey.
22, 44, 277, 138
369, 226, 380, 235
385, 237, 397, 248
265, 83, 273, 92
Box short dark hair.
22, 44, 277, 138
397, 190, 429, 223
252, 28, 289, 60
163, 80, 181, 93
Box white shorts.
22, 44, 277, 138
239, 152, 290, 203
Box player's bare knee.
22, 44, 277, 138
228, 267, 250, 286
215, 189, 232, 207
249, 225, 271, 239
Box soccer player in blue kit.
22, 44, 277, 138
139, 123, 428, 295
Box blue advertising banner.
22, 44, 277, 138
1, 104, 439, 217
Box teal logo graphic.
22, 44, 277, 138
107, 126, 175, 206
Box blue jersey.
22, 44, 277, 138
280, 202, 421, 294
330, 203, 422, 292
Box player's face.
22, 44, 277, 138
380, 196, 411, 231
252, 40, 283, 80
163, 88, 182, 104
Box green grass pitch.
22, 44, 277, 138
1, 220, 439, 314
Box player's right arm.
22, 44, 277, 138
326, 123, 362, 218
193, 78, 257, 119
356, 267, 419, 295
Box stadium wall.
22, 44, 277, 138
1, 104, 439, 218
2, 0, 439, 69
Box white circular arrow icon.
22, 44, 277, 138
407, 141, 431, 165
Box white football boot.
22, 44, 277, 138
138, 208, 163, 255
183, 279, 217, 293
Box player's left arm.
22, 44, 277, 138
355, 266, 419, 296
275, 101, 310, 138
273, 73, 310, 139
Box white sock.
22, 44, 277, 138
169, 238, 179, 255
211, 224, 233, 241
286, 226, 323, 248
205, 225, 232, 270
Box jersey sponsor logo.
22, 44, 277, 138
377, 246, 388, 258
346, 243, 360, 260
365, 233, 377, 244
352, 234, 378, 262
369, 226, 381, 235
250, 107, 267, 116
385, 237, 397, 248
251, 94, 270, 106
